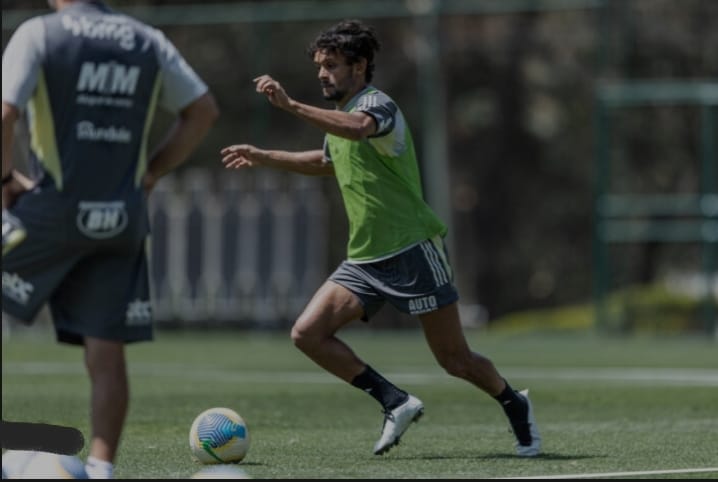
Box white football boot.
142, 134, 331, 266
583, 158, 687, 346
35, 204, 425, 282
512, 389, 542, 457
373, 394, 424, 455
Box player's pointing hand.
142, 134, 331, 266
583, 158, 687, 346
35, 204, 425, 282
253, 74, 291, 110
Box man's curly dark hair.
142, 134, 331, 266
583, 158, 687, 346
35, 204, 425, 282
306, 19, 381, 83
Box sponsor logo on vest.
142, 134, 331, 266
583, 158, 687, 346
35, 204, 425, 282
78, 61, 140, 96
76, 201, 128, 239
2, 272, 34, 305
77, 121, 132, 143
408, 295, 438, 314
76, 94, 133, 109
62, 14, 136, 50
126, 299, 152, 326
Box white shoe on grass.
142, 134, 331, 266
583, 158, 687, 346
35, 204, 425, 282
373, 394, 424, 455
512, 389, 541, 457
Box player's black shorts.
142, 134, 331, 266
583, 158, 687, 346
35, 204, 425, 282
329, 235, 459, 321
2, 193, 152, 345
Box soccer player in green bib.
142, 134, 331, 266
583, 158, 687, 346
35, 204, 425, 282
221, 19, 541, 457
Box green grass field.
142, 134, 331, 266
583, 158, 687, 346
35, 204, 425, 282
2, 325, 717, 479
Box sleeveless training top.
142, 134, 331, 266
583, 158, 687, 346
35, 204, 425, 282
323, 86, 447, 262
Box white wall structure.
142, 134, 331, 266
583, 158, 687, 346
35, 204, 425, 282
148, 168, 329, 326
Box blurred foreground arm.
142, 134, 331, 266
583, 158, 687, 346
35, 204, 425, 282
143, 92, 220, 192
2, 102, 34, 209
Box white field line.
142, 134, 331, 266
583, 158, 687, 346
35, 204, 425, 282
497, 467, 718, 479
2, 363, 718, 386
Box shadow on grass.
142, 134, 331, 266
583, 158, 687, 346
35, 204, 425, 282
476, 452, 603, 461
232, 461, 266, 467
375, 452, 603, 461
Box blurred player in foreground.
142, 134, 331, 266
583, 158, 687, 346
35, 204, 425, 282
220, 19, 540, 457
2, 0, 219, 477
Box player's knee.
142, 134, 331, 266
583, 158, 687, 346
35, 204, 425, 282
289, 324, 301, 345
290, 319, 327, 354
290, 322, 312, 351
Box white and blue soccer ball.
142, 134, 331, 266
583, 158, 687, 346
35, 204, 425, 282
189, 407, 250, 464
1, 450, 88, 479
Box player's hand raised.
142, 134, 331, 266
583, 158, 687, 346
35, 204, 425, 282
253, 75, 291, 110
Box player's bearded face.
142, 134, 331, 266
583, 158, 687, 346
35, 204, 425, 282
314, 50, 356, 102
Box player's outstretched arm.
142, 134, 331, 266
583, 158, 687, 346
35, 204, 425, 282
220, 145, 332, 176
253, 74, 375, 141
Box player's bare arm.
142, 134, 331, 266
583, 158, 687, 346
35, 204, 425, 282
221, 145, 332, 176
1, 102, 18, 180
253, 74, 376, 141
144, 92, 219, 193
2, 102, 35, 209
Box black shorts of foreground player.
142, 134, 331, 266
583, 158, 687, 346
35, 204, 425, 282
220, 19, 540, 457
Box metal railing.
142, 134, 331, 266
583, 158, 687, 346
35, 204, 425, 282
149, 168, 329, 326
592, 81, 718, 335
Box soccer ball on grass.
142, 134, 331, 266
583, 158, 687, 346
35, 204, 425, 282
189, 407, 250, 464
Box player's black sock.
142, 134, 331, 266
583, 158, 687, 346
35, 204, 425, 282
494, 380, 528, 420
351, 365, 409, 410
494, 380, 532, 444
